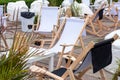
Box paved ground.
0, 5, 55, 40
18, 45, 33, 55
0, 17, 120, 80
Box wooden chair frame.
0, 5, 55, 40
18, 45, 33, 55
86, 3, 111, 37
29, 34, 118, 80
104, 2, 120, 30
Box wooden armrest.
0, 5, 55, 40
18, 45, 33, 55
30, 65, 64, 80
60, 44, 75, 47
35, 39, 52, 42
34, 39, 52, 47
60, 44, 81, 47
63, 55, 76, 61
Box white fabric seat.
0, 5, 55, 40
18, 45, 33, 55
35, 6, 59, 33
104, 30, 120, 73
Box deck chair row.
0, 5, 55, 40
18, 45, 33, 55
27, 16, 89, 71
86, 2, 120, 37
21, 5, 119, 79
104, 2, 120, 30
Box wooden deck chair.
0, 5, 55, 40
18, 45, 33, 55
73, 34, 118, 80
35, 16, 66, 48
0, 16, 9, 51
33, 6, 62, 46
33, 6, 61, 40
27, 16, 89, 72
104, 2, 120, 30
7, 7, 19, 30
29, 34, 118, 80
0, 5, 9, 50
86, 3, 111, 37
0, 5, 13, 51
104, 3, 117, 22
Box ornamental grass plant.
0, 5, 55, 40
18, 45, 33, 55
0, 32, 37, 80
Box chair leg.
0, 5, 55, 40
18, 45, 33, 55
99, 69, 107, 80
68, 68, 76, 80
97, 20, 110, 31
76, 67, 106, 80
76, 66, 91, 79
86, 20, 105, 37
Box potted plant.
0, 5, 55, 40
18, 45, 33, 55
112, 59, 120, 80
0, 32, 37, 80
